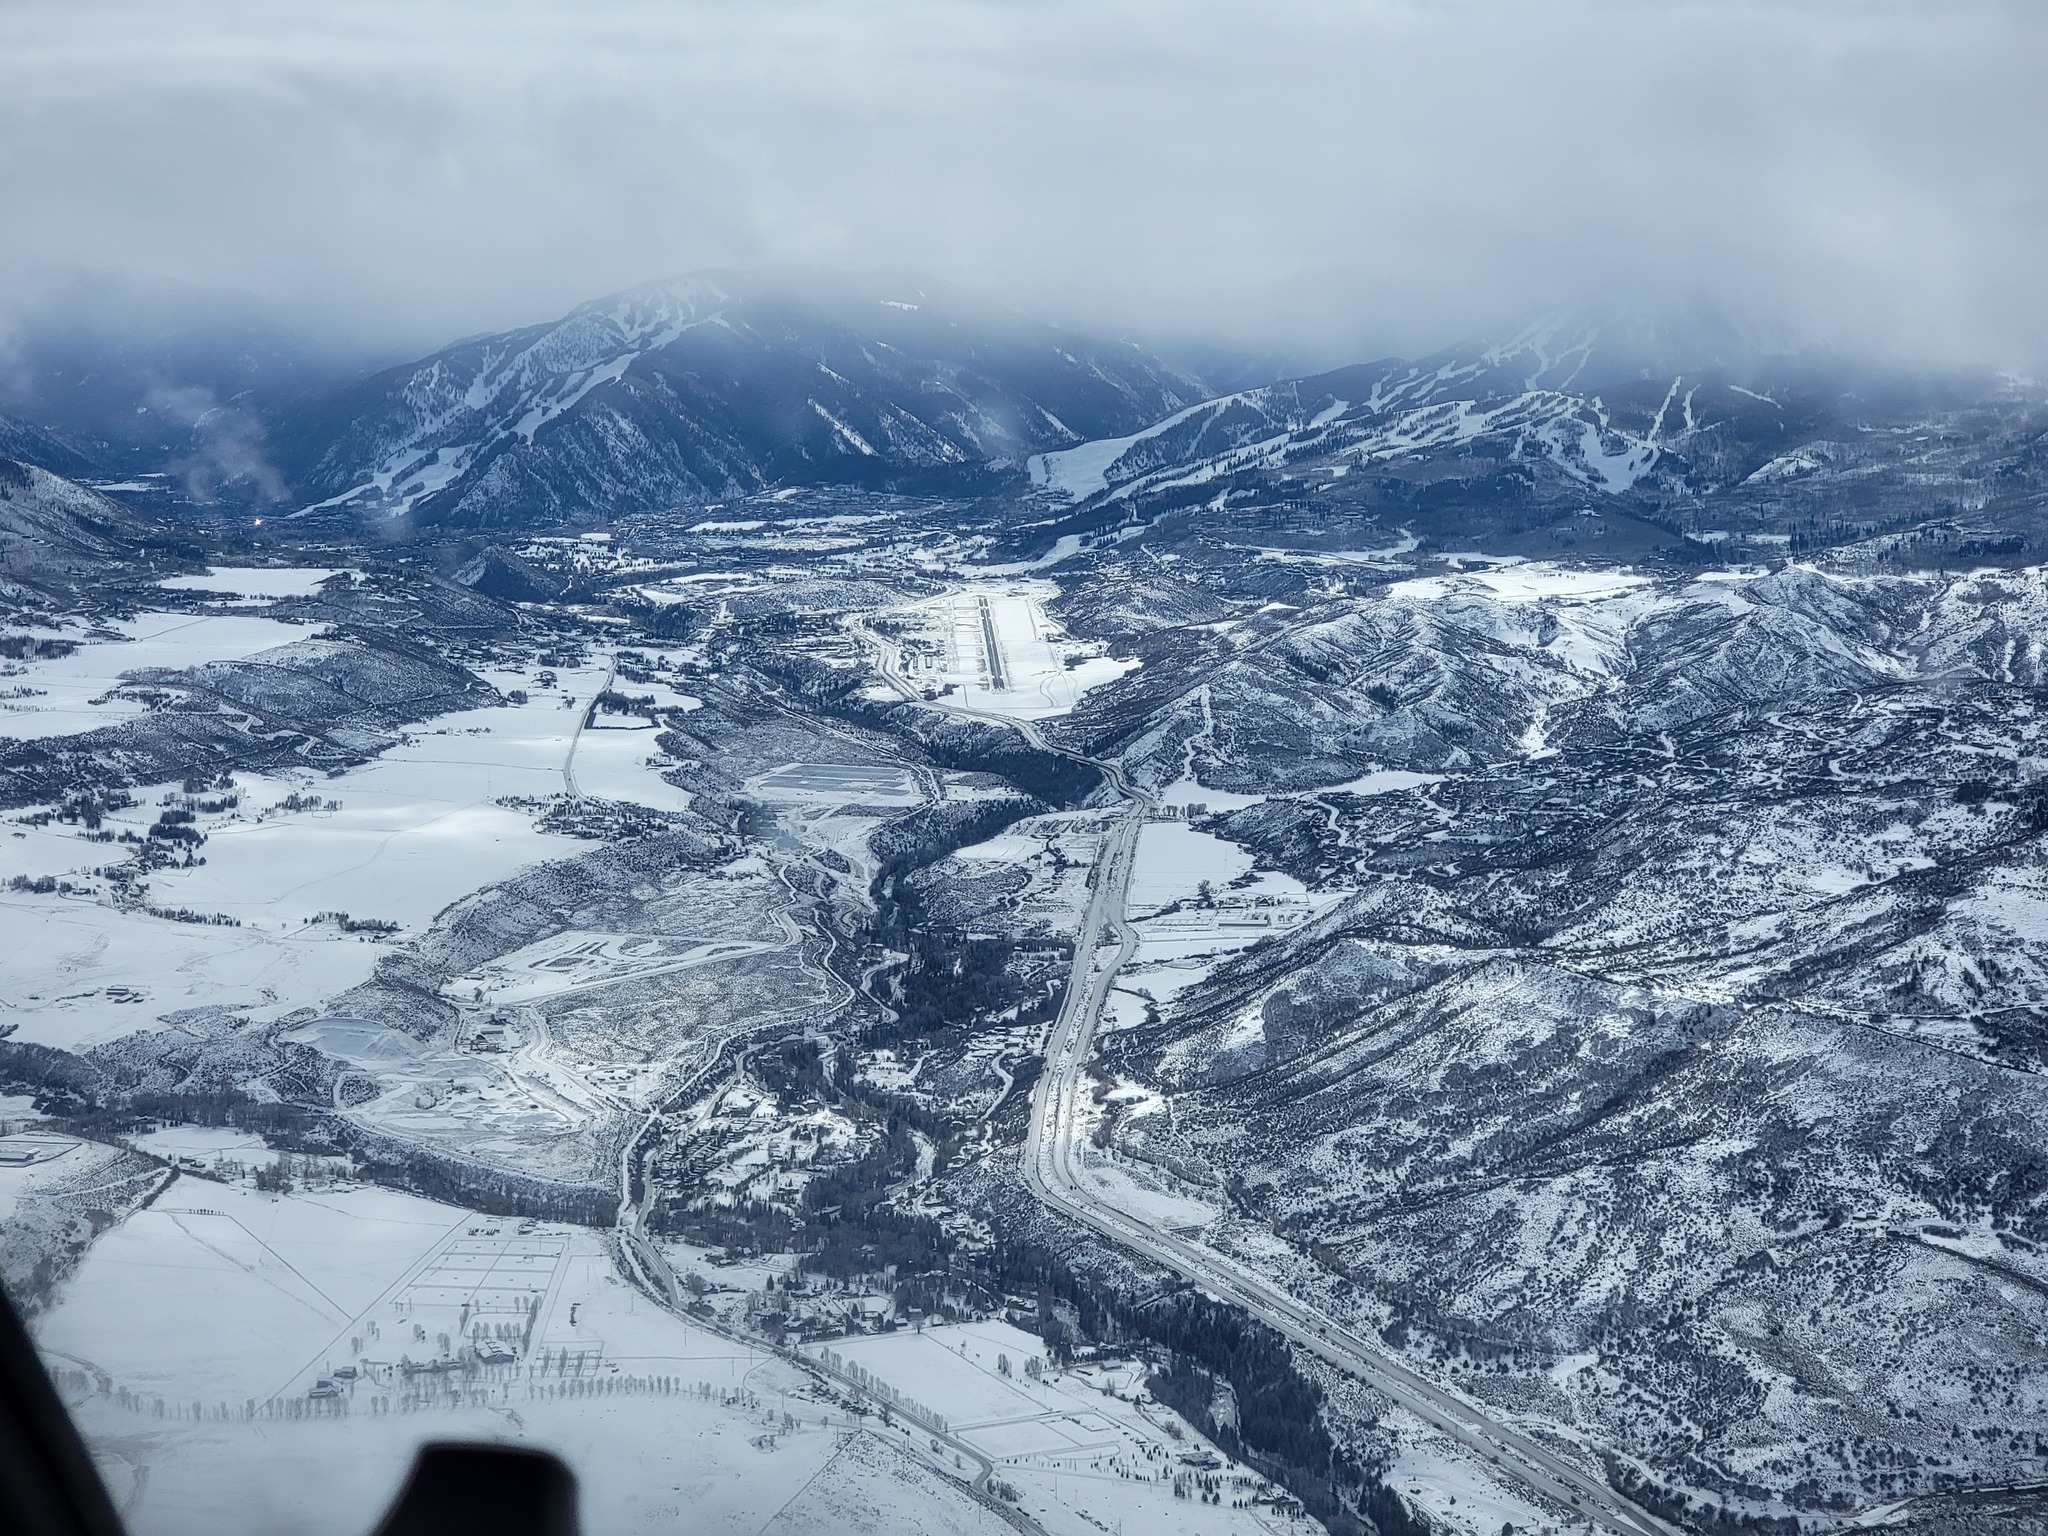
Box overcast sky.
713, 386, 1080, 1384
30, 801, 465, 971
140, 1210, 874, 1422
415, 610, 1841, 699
1, 0, 2042, 368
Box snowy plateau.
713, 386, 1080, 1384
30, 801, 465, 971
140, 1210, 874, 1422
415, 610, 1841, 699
2, 294, 2048, 1536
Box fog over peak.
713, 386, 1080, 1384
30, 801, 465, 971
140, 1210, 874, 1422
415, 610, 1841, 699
0, 0, 2042, 372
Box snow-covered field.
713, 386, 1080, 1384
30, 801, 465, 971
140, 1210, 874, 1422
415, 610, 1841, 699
35, 1171, 1010, 1536
34, 1177, 470, 1405
1151, 770, 1440, 818
564, 673, 700, 809
1125, 818, 1336, 970
0, 657, 701, 1050
144, 658, 677, 928
126, 1123, 275, 1164
156, 568, 352, 599
0, 892, 380, 1051
1383, 1412, 1555, 1536
1385, 560, 1654, 606
1066, 1141, 1223, 1237
1127, 821, 1260, 910
0, 1132, 88, 1219
756, 1434, 1016, 1536
33, 1167, 1255, 1536
748, 762, 921, 807
811, 1318, 1308, 1536
441, 929, 783, 1010
0, 611, 313, 739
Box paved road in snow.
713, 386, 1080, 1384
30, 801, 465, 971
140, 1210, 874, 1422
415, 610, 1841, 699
851, 606, 1681, 1536
1022, 847, 1683, 1536
560, 655, 618, 799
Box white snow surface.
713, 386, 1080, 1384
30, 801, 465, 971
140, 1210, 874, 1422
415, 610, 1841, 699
156, 568, 350, 599
1025, 396, 1232, 501
1030, 365, 1668, 512
1384, 1412, 1553, 1536
1385, 561, 1654, 606
1128, 822, 1258, 910
1322, 769, 1445, 797
0, 660, 692, 1048
0, 612, 312, 740
302, 278, 737, 519
35, 1177, 982, 1536
809, 1319, 1297, 1536
32, 1169, 1284, 1536
0, 895, 382, 1051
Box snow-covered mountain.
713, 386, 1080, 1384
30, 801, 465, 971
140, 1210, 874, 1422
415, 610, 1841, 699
0, 457, 185, 604
1039, 556, 2048, 1515
11, 288, 2048, 1534
275, 270, 1210, 527
1029, 319, 1668, 503
1024, 316, 2046, 564
0, 414, 102, 483
1028, 316, 1780, 501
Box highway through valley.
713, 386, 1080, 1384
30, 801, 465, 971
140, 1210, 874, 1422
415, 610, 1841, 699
1020, 796, 1682, 1536
560, 654, 617, 800
849, 608, 1681, 1536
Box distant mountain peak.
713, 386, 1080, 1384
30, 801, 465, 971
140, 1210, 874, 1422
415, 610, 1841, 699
269, 269, 1212, 529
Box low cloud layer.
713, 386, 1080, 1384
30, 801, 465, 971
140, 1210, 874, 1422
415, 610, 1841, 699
1, 0, 2042, 368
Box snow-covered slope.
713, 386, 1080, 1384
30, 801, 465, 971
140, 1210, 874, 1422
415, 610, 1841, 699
1075, 557, 2048, 1517
1025, 317, 2044, 561
1028, 320, 1688, 505
277, 271, 1208, 527
0, 414, 102, 482
0, 457, 181, 600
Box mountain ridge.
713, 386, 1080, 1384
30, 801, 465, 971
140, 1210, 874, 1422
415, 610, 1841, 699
270, 268, 1213, 528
